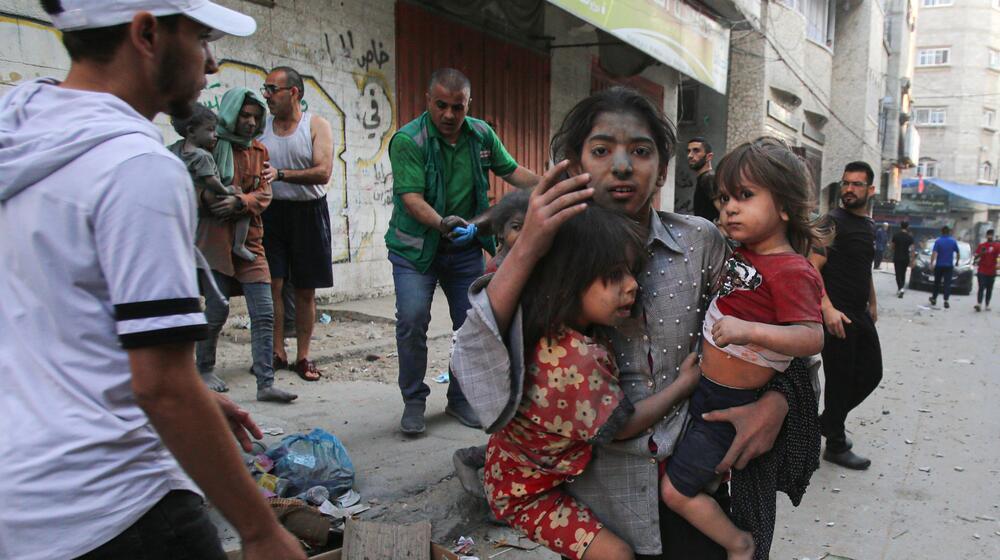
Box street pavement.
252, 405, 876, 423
211, 272, 999, 559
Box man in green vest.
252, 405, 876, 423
386, 68, 539, 434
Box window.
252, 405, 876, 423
980, 161, 993, 181
914, 107, 947, 125
918, 158, 938, 177
917, 48, 951, 66
990, 48, 1000, 70
985, 109, 997, 128
780, 0, 835, 46
922, 0, 953, 6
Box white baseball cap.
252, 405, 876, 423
48, 0, 256, 39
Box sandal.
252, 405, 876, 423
292, 358, 322, 381
253, 353, 290, 375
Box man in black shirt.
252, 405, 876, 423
688, 137, 719, 223
808, 161, 882, 470
891, 221, 915, 298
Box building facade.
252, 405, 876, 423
909, 0, 1000, 186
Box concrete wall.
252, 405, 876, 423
1, 0, 400, 302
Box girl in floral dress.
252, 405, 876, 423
483, 205, 701, 560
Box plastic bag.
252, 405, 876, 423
266, 428, 355, 497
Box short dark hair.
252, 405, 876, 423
843, 161, 875, 185
42, 1, 179, 63
901, 221, 909, 229
988, 229, 995, 235
688, 136, 713, 154
428, 68, 471, 94
551, 86, 676, 174
490, 189, 531, 237
520, 205, 648, 353
271, 66, 305, 98
170, 103, 217, 137
941, 226, 951, 235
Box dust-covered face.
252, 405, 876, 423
235, 102, 263, 138
572, 111, 665, 219
187, 119, 217, 150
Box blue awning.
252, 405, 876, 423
901, 178, 1000, 206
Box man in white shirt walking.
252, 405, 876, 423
0, 2, 304, 559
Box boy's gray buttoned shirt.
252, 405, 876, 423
452, 210, 728, 555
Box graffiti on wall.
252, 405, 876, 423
0, 12, 398, 273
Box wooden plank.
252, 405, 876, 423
342, 519, 431, 560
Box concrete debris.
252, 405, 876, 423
905, 439, 914, 444
918, 466, 931, 472
954, 466, 965, 472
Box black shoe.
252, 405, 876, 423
823, 447, 871, 470
452, 446, 487, 499
445, 401, 482, 429
929, 296, 937, 306
944, 300, 950, 309
400, 401, 426, 435
825, 434, 853, 452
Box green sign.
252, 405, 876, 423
548, 0, 730, 93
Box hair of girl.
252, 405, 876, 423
520, 204, 648, 353
714, 136, 833, 256
550, 86, 677, 176
490, 188, 531, 236
170, 102, 218, 138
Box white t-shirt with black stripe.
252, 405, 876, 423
0, 112, 208, 557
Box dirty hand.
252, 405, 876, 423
676, 352, 702, 394
704, 390, 788, 472
711, 316, 754, 348
242, 526, 307, 560
210, 195, 242, 219
213, 392, 263, 453
518, 160, 593, 260
822, 305, 851, 339
262, 162, 278, 184
440, 215, 469, 235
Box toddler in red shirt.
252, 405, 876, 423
661, 138, 829, 559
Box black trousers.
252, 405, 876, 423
893, 259, 908, 290
76, 491, 225, 560
931, 266, 954, 301
978, 273, 996, 305
820, 312, 882, 444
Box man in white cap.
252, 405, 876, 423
0, 2, 305, 559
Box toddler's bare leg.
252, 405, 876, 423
661, 475, 754, 560
232, 216, 256, 261
581, 527, 634, 560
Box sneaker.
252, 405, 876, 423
929, 296, 937, 306
256, 386, 298, 403
975, 303, 982, 312
445, 401, 483, 429
400, 401, 426, 435
897, 289, 904, 299
944, 300, 950, 309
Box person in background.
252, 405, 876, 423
386, 68, 539, 435
973, 228, 999, 311
890, 221, 914, 298
687, 136, 718, 224
809, 161, 882, 470
929, 225, 960, 309
873, 223, 888, 269
259, 65, 335, 383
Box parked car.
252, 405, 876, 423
908, 239, 974, 295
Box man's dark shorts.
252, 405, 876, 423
667, 376, 757, 497
262, 196, 334, 289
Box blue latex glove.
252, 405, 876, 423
450, 223, 478, 246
